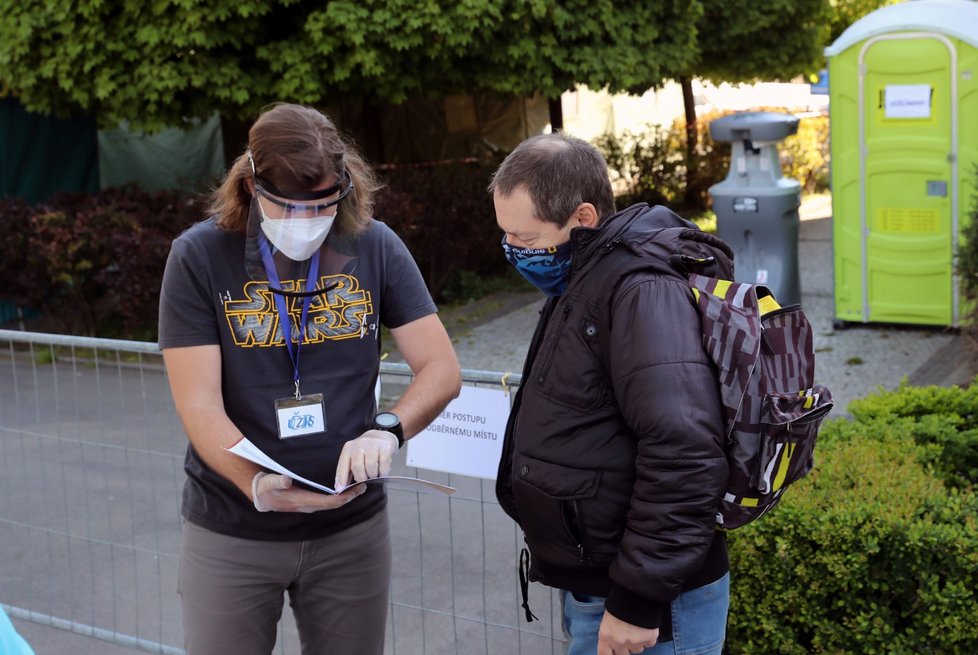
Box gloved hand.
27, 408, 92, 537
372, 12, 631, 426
334, 429, 399, 491
252, 471, 365, 513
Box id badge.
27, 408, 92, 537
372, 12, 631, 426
274, 393, 326, 439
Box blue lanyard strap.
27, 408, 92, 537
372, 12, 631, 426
259, 235, 321, 399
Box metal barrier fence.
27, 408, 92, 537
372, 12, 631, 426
0, 329, 565, 655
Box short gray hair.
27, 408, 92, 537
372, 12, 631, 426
488, 133, 616, 227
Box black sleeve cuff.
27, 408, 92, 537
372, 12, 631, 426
604, 584, 666, 630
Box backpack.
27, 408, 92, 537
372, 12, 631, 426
585, 218, 834, 530
685, 270, 834, 529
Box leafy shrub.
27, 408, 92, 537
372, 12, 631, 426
595, 124, 689, 209
780, 113, 830, 194
728, 398, 978, 653
594, 120, 728, 216
0, 196, 51, 313
0, 187, 203, 338
845, 381, 978, 490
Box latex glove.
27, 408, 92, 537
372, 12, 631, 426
252, 472, 365, 513
597, 611, 659, 655
334, 429, 399, 491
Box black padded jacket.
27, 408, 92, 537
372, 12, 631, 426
496, 204, 733, 640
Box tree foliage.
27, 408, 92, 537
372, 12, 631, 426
0, 0, 701, 131
691, 0, 896, 85
693, 0, 832, 84
828, 0, 901, 45
469, 0, 701, 98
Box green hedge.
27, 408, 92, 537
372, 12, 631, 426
727, 382, 978, 653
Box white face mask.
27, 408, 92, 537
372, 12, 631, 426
260, 214, 335, 261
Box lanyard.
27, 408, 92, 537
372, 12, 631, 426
259, 235, 321, 399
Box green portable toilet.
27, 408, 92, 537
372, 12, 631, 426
825, 0, 978, 327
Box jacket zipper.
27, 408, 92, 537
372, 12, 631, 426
568, 499, 592, 565
599, 237, 622, 254
495, 299, 556, 490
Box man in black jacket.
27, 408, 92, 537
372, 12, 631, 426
490, 133, 731, 655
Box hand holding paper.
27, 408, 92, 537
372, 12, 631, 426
334, 429, 399, 491
252, 471, 366, 512
226, 436, 455, 497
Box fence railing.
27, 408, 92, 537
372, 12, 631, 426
0, 329, 564, 655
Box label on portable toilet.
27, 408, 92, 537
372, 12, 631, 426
756, 269, 769, 284
884, 84, 931, 119
926, 180, 948, 197
877, 208, 939, 234
733, 197, 759, 213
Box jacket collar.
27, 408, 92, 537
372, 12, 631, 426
569, 203, 697, 271
565, 203, 734, 286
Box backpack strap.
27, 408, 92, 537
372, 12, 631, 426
687, 274, 765, 440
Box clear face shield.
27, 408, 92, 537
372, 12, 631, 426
244, 154, 355, 295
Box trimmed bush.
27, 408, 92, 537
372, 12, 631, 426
727, 383, 978, 653
0, 196, 50, 314
844, 381, 978, 490
0, 187, 203, 338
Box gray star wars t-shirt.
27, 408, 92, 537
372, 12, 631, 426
159, 217, 436, 540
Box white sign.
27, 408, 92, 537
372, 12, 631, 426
407, 385, 511, 479
884, 84, 931, 119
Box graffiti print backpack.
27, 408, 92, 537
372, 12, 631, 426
687, 273, 834, 529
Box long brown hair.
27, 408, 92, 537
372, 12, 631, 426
210, 103, 381, 235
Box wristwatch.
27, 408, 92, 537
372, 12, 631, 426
373, 411, 404, 448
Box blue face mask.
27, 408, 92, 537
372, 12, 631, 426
501, 234, 573, 297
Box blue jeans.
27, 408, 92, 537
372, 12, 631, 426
561, 573, 729, 655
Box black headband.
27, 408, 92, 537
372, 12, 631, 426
255, 169, 353, 202
247, 151, 352, 201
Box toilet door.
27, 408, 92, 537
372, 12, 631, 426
859, 33, 957, 325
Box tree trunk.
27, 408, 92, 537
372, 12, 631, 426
548, 96, 563, 133
680, 75, 699, 208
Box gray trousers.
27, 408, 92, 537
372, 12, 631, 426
178, 509, 391, 655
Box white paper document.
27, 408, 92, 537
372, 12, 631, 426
226, 437, 455, 496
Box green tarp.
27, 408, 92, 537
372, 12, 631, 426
97, 113, 225, 192
0, 97, 99, 204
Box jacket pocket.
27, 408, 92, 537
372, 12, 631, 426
512, 453, 601, 568
752, 385, 833, 494
533, 304, 610, 411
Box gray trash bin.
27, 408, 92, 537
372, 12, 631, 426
708, 111, 802, 306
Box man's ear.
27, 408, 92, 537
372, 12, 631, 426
576, 203, 600, 228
